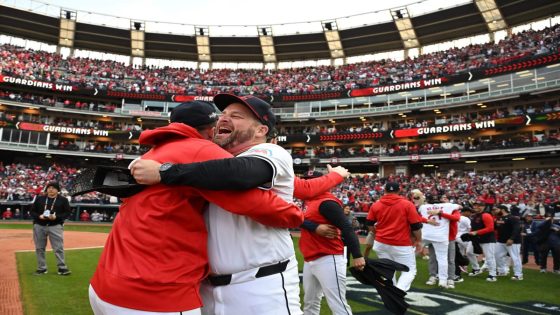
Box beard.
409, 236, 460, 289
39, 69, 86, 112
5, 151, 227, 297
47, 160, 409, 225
214, 128, 255, 150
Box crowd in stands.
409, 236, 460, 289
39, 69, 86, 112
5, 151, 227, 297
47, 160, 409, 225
328, 168, 560, 219
2, 162, 558, 220
49, 140, 150, 155
0, 89, 118, 112
1, 25, 558, 96
279, 100, 560, 135
289, 133, 560, 159
0, 162, 117, 205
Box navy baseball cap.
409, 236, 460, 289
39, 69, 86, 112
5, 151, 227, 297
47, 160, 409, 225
170, 101, 219, 127
385, 182, 400, 193
496, 204, 509, 212
302, 170, 323, 179
213, 93, 277, 136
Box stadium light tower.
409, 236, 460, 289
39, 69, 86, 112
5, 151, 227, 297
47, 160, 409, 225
195, 26, 211, 66
130, 21, 145, 64
58, 9, 76, 55
474, 0, 508, 41
258, 26, 276, 66
322, 21, 344, 61
390, 8, 419, 55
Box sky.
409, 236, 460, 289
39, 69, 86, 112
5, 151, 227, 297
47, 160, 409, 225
7, 0, 472, 35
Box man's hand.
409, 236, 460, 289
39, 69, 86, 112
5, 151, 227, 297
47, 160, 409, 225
413, 240, 424, 254
506, 239, 513, 246
130, 159, 163, 185
426, 218, 440, 226
315, 224, 337, 238
327, 164, 350, 179
39, 215, 46, 220
49, 213, 56, 221
427, 209, 442, 216
353, 257, 366, 270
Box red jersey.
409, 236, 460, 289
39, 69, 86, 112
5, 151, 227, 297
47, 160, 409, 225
367, 194, 422, 246
91, 123, 303, 312
440, 209, 461, 241
299, 192, 344, 262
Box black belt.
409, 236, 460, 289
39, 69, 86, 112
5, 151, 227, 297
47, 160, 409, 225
208, 259, 290, 286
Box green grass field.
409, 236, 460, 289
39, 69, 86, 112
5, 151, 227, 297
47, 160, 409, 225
5, 224, 560, 315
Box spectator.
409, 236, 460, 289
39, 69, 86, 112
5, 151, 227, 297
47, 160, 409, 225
80, 210, 90, 221
2, 207, 13, 220
31, 182, 72, 276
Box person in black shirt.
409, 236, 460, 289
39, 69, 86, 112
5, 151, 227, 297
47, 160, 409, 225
31, 182, 71, 275
521, 214, 540, 265
493, 205, 523, 280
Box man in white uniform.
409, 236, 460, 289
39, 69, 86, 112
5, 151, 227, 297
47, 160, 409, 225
456, 207, 480, 276
419, 199, 460, 288
200, 94, 301, 315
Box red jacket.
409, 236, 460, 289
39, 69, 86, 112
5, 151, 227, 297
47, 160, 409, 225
440, 210, 461, 241
293, 173, 344, 200
91, 123, 303, 312
299, 192, 344, 262
367, 194, 422, 246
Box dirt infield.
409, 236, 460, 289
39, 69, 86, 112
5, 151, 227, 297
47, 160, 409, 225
0, 229, 107, 315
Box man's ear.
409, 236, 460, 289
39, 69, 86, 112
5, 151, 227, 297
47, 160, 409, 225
204, 126, 216, 140
257, 124, 269, 138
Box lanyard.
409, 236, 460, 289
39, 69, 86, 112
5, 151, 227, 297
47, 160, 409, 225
44, 196, 57, 212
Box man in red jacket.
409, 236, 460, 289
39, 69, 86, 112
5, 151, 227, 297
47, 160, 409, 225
130, 95, 348, 315
89, 101, 303, 315
366, 182, 423, 292
468, 200, 498, 282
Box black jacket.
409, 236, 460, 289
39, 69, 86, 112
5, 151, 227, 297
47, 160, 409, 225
32, 195, 71, 226
495, 214, 521, 244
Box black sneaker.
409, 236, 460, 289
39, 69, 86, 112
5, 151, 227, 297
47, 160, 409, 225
34, 269, 47, 275
468, 269, 482, 276
58, 268, 72, 276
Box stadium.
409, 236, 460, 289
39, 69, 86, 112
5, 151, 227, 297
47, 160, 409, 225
0, 0, 559, 314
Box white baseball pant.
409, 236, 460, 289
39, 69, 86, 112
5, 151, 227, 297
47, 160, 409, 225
425, 240, 449, 283
303, 254, 352, 315
480, 242, 497, 277
372, 241, 417, 292
456, 238, 480, 270
200, 256, 302, 315
89, 285, 201, 315
495, 243, 523, 277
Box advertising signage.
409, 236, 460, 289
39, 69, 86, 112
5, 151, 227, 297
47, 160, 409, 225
0, 52, 557, 104
13, 121, 140, 140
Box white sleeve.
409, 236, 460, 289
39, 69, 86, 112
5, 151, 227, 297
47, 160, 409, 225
238, 143, 293, 190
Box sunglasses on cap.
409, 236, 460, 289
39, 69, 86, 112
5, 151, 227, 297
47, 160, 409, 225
413, 196, 421, 200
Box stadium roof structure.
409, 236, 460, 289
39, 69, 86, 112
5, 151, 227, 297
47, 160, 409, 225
0, 0, 559, 62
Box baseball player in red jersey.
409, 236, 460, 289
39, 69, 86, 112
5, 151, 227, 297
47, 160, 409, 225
366, 182, 423, 292
89, 102, 303, 315
299, 171, 365, 315
468, 200, 498, 281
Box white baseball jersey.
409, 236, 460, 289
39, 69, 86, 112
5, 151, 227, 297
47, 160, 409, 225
419, 203, 459, 242
205, 143, 295, 275
456, 216, 471, 240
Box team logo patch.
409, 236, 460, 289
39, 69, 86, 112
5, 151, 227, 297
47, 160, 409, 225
246, 148, 273, 156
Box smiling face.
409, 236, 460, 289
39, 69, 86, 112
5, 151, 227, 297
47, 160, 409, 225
214, 103, 268, 151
